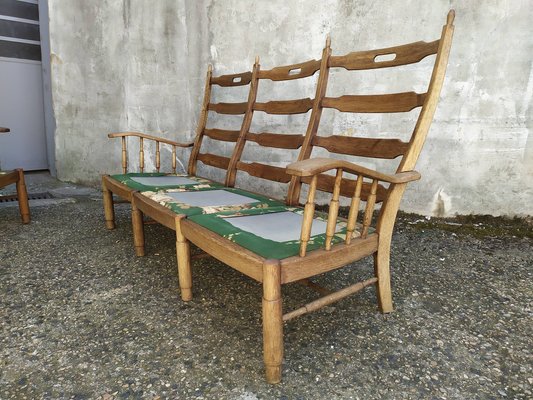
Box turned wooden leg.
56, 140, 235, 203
132, 202, 145, 257
102, 179, 115, 229
16, 169, 30, 224
374, 245, 393, 314
175, 218, 192, 301
262, 260, 283, 384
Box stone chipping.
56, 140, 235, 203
0, 173, 531, 399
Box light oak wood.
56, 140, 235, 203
254, 98, 314, 115
322, 92, 426, 113
361, 179, 378, 238
299, 175, 317, 257
345, 175, 363, 244
325, 168, 342, 250
246, 132, 304, 149
102, 177, 115, 229
208, 102, 248, 115
132, 201, 145, 256
262, 260, 283, 383
258, 59, 321, 81
312, 135, 409, 159
211, 71, 253, 87
236, 161, 292, 183
204, 128, 240, 142
155, 141, 160, 172
197, 153, 231, 170
176, 219, 192, 301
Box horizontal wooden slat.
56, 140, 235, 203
246, 132, 305, 149
312, 135, 409, 159
258, 59, 321, 81
208, 102, 248, 115
211, 71, 252, 87
322, 92, 426, 113
301, 174, 388, 202
254, 98, 314, 115
204, 128, 240, 142
329, 40, 439, 70
197, 153, 231, 170
236, 161, 291, 183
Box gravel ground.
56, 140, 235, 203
1, 173, 531, 399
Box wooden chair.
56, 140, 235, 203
0, 128, 30, 224
101, 66, 254, 231
130, 49, 328, 297
177, 11, 455, 383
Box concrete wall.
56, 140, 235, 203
48, 0, 533, 216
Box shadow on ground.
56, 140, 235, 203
1, 173, 531, 399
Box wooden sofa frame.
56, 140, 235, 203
104, 11, 454, 384
0, 127, 30, 224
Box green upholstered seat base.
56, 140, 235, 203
189, 206, 354, 260
110, 172, 221, 192
139, 187, 286, 217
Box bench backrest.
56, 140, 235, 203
224, 42, 330, 190
187, 67, 254, 179
288, 11, 455, 206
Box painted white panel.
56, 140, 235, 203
0, 57, 47, 170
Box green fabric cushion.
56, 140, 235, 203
110, 172, 221, 192
189, 206, 351, 260
139, 187, 286, 217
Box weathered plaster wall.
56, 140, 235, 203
48, 0, 533, 216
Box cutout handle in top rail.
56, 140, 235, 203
329, 40, 439, 70
211, 71, 253, 87
312, 136, 409, 159
258, 59, 321, 81
322, 92, 426, 113
254, 98, 314, 115
246, 132, 305, 149
236, 161, 292, 183
208, 102, 248, 115
203, 128, 240, 143
197, 152, 231, 170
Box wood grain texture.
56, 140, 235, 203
208, 102, 248, 115
204, 128, 240, 142
254, 98, 314, 115
197, 153, 231, 170
301, 174, 388, 202
258, 59, 321, 81
211, 71, 253, 87
312, 135, 409, 159
246, 132, 305, 149
322, 92, 426, 113
236, 161, 291, 183
108, 131, 193, 147
329, 40, 439, 70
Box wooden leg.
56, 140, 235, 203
176, 218, 192, 301
132, 202, 145, 257
102, 179, 115, 229
262, 260, 283, 384
16, 169, 30, 224
374, 245, 393, 314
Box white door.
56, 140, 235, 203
0, 0, 47, 171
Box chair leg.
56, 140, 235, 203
175, 219, 192, 301
132, 202, 145, 257
15, 169, 30, 224
262, 260, 283, 384
102, 179, 116, 229
374, 245, 393, 314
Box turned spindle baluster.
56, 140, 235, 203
361, 179, 378, 238
325, 168, 342, 250
139, 137, 144, 173
299, 175, 318, 257
345, 174, 364, 244
156, 141, 161, 172
121, 137, 127, 173
172, 145, 177, 174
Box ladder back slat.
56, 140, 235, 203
254, 98, 314, 115
208, 102, 248, 115
246, 132, 305, 149
312, 136, 409, 159
204, 128, 240, 142
197, 153, 231, 170
258, 59, 321, 81
236, 161, 291, 183
322, 92, 426, 113
329, 40, 439, 70
211, 71, 253, 87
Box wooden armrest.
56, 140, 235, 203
0, 127, 10, 133
108, 131, 194, 147
286, 157, 420, 184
